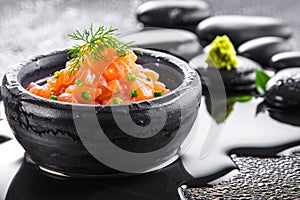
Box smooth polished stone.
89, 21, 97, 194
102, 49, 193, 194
196, 15, 293, 48
136, 0, 211, 30
190, 54, 260, 91
265, 68, 300, 108
121, 28, 203, 60
238, 37, 292, 67
270, 51, 300, 71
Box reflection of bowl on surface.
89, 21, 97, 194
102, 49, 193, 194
1, 49, 202, 177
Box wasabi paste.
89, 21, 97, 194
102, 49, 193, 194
206, 35, 238, 70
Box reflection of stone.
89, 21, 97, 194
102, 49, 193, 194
205, 95, 235, 124
136, 0, 211, 30
238, 37, 292, 67
256, 100, 300, 127
268, 107, 300, 127
205, 92, 254, 124
196, 15, 293, 48
121, 28, 203, 60
0, 135, 10, 144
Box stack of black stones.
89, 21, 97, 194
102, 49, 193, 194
134, 0, 300, 122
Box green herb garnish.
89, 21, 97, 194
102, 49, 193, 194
256, 69, 271, 95
146, 77, 152, 82
75, 79, 83, 86
154, 91, 162, 97
133, 49, 143, 55
130, 90, 138, 97
127, 73, 137, 81
53, 71, 60, 79
112, 97, 123, 104
49, 95, 58, 100
67, 24, 134, 76
81, 91, 90, 100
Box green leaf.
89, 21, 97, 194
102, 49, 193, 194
235, 95, 252, 102
255, 69, 271, 95
227, 95, 252, 103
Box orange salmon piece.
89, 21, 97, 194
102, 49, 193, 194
28, 83, 52, 99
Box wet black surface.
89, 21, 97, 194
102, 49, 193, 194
1, 0, 300, 199
5, 159, 192, 200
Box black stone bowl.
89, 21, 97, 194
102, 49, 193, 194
1, 49, 201, 177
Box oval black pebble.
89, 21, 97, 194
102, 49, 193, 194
136, 0, 211, 30
196, 15, 293, 48
190, 54, 260, 91
268, 107, 300, 127
238, 37, 292, 67
265, 68, 300, 108
270, 51, 300, 71
121, 28, 202, 60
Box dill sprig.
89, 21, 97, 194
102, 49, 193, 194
67, 24, 134, 76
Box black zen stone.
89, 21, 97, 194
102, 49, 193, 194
121, 28, 203, 60
196, 15, 293, 48
238, 37, 292, 67
190, 54, 260, 91
136, 0, 211, 30
265, 68, 300, 108
270, 51, 300, 71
